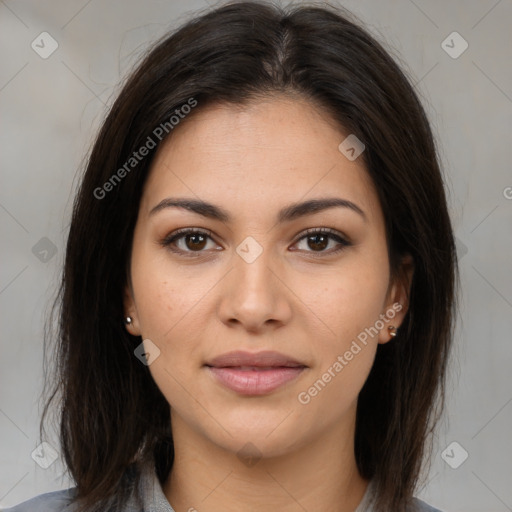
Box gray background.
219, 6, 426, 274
1, 1, 511, 510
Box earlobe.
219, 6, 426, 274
377, 303, 403, 345
123, 284, 141, 336
123, 315, 141, 336
378, 253, 414, 344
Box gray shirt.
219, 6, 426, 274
2, 461, 442, 511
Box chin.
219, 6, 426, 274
205, 419, 311, 460
221, 435, 300, 463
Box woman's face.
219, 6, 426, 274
124, 95, 412, 459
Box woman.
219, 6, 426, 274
6, 1, 458, 511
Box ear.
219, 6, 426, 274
123, 283, 141, 336
378, 253, 414, 344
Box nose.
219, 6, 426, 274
217, 246, 293, 334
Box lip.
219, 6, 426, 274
205, 350, 306, 368
204, 350, 307, 395
206, 366, 306, 395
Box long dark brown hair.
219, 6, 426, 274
39, 1, 459, 511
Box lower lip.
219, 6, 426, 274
206, 366, 306, 395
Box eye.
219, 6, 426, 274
160, 227, 352, 257
160, 228, 219, 257
292, 227, 352, 256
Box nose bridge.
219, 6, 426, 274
236, 241, 275, 294
217, 236, 291, 330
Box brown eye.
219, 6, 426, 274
161, 228, 217, 256
306, 233, 329, 251
183, 232, 208, 251
161, 227, 351, 258
293, 228, 351, 255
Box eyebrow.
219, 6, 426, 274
149, 196, 367, 223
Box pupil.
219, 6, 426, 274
187, 234, 206, 250
309, 234, 327, 251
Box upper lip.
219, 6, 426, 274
205, 350, 307, 368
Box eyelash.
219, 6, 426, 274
160, 227, 352, 258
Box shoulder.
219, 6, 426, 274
410, 496, 444, 512
1, 487, 77, 512
2, 461, 146, 512
358, 480, 444, 512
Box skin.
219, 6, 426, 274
124, 95, 414, 512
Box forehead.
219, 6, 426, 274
141, 96, 382, 226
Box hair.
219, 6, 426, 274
39, 1, 459, 511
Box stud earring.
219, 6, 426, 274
124, 316, 133, 325
388, 325, 397, 337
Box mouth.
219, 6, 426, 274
204, 350, 308, 395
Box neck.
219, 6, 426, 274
162, 405, 369, 512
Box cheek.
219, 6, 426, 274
301, 264, 389, 346
292, 261, 388, 404
134, 277, 180, 336
130, 269, 205, 409
129, 245, 217, 375
130, 242, 202, 338
296, 346, 376, 432
294, 275, 384, 422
